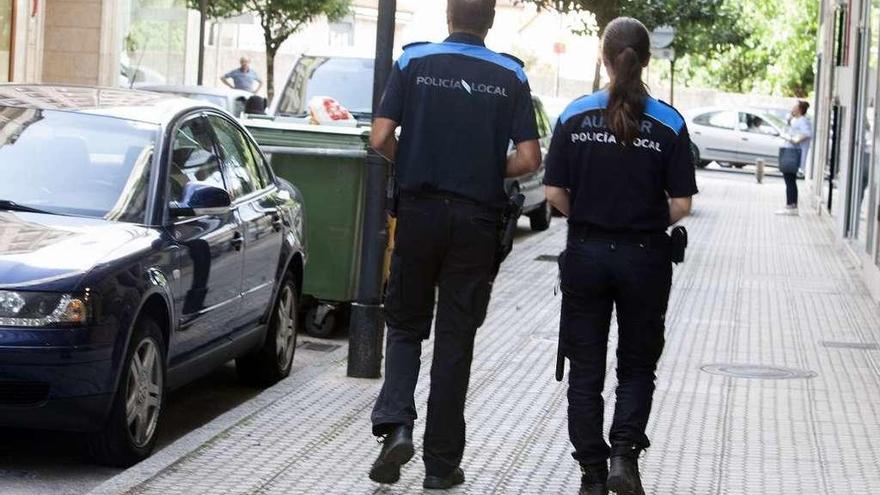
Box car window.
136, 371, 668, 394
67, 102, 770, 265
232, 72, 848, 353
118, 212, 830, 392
247, 140, 274, 187
208, 115, 266, 197
694, 111, 738, 130
0, 107, 157, 223
276, 57, 374, 118
533, 99, 552, 139
743, 113, 780, 136
168, 117, 225, 205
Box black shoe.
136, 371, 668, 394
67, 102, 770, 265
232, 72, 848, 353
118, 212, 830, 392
369, 425, 415, 484
423, 467, 465, 490
607, 447, 645, 495
579, 462, 609, 495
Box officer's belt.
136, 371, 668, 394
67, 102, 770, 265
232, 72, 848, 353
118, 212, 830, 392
399, 191, 495, 209
569, 223, 669, 248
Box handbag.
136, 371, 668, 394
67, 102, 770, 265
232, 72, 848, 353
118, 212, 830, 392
778, 146, 801, 174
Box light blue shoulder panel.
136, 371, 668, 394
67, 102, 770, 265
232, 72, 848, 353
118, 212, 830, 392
644, 97, 685, 135
559, 91, 609, 125
397, 42, 528, 83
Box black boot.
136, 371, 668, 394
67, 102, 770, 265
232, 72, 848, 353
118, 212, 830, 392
607, 446, 645, 495
424, 467, 465, 490
579, 462, 609, 495
369, 425, 415, 484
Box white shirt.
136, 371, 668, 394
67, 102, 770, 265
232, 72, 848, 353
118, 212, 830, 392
788, 115, 813, 169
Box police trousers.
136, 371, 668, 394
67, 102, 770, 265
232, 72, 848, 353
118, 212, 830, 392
371, 195, 499, 477
560, 227, 672, 465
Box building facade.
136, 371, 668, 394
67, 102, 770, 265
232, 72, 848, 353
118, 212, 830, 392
812, 0, 880, 299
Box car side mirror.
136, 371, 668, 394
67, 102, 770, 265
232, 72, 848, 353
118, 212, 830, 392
169, 183, 231, 218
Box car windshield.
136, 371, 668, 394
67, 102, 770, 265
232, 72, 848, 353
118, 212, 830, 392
761, 112, 788, 130
276, 57, 374, 118
0, 107, 158, 223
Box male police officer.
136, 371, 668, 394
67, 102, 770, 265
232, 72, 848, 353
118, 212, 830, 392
368, 0, 542, 489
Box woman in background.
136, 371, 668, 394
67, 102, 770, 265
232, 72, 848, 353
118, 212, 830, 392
777, 101, 812, 216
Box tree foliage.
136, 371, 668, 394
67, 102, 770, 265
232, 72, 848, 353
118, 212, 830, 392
523, 0, 817, 97
189, 0, 351, 98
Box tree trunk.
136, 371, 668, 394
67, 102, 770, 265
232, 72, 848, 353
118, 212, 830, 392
266, 47, 276, 102
592, 57, 602, 92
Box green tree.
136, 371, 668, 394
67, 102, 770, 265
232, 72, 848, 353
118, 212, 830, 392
189, 0, 351, 99
522, 0, 728, 90
673, 0, 817, 96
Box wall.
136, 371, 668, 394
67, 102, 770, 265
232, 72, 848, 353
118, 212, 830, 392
41, 0, 103, 85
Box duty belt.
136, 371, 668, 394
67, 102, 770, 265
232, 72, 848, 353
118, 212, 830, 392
568, 223, 669, 249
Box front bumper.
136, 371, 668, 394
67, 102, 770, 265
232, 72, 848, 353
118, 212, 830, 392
0, 325, 119, 431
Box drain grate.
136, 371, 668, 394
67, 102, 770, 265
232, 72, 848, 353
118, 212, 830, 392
301, 342, 341, 353
820, 341, 879, 350
535, 254, 559, 262
700, 363, 817, 380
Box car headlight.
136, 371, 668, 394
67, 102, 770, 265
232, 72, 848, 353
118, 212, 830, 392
0, 291, 89, 327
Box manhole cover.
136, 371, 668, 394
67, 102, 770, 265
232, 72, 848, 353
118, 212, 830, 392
301, 342, 341, 353
700, 364, 817, 380
535, 254, 559, 262
820, 341, 879, 350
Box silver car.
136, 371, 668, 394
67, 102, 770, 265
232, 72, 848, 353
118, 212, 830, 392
687, 107, 790, 168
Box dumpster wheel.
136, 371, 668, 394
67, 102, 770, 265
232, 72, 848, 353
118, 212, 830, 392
305, 303, 342, 338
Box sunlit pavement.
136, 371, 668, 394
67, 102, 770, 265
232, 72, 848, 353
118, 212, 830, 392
14, 171, 880, 495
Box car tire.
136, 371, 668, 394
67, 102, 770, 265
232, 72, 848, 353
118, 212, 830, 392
236, 274, 299, 386
733, 163, 746, 169
528, 201, 552, 232
88, 317, 165, 467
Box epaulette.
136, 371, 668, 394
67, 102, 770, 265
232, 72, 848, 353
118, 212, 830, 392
500, 53, 525, 68
403, 41, 431, 50
656, 98, 685, 117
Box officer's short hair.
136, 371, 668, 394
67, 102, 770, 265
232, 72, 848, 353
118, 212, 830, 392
448, 0, 496, 34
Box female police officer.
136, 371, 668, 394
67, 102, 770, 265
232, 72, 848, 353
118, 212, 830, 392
543, 18, 697, 495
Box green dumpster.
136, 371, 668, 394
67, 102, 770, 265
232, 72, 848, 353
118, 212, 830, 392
245, 119, 370, 336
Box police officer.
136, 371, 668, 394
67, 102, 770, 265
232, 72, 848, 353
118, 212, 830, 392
368, 0, 541, 489
543, 18, 697, 495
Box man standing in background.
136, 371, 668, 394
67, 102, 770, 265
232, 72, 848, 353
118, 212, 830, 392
221, 56, 263, 94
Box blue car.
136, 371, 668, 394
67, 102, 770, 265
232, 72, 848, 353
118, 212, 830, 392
0, 85, 306, 466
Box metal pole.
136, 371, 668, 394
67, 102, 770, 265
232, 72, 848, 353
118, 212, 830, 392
197, 0, 207, 85
348, 0, 396, 379
669, 58, 675, 106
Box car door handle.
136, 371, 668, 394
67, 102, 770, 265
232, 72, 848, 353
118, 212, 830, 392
741, 137, 749, 141
693, 131, 702, 136
271, 214, 284, 232
231, 232, 244, 251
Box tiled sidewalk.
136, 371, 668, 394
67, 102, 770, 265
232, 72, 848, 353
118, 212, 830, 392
93, 172, 880, 495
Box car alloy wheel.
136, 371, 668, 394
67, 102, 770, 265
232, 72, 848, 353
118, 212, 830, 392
125, 337, 163, 448
275, 285, 297, 370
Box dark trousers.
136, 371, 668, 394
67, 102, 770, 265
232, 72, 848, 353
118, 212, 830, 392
560, 230, 672, 465
372, 196, 499, 476
783, 172, 798, 206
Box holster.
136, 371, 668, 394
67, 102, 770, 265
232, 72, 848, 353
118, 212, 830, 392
492, 193, 525, 277
671, 226, 688, 264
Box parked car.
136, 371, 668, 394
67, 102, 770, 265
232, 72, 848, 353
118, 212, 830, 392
140, 84, 254, 117
687, 106, 790, 168
272, 55, 554, 231
0, 85, 306, 467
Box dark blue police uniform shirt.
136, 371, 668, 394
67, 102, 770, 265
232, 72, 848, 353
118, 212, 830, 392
543, 90, 698, 233
376, 32, 539, 207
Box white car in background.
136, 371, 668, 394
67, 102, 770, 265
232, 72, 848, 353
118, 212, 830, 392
687, 107, 790, 168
